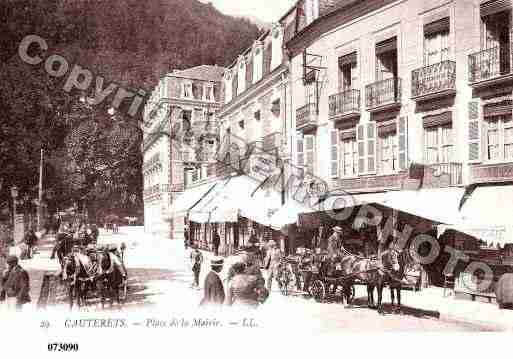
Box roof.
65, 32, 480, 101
169, 65, 226, 82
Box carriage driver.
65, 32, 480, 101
327, 226, 343, 258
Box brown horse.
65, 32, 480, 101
339, 248, 404, 314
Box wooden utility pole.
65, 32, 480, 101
37, 147, 44, 230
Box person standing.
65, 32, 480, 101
212, 229, 220, 256
184, 225, 189, 250
190, 246, 203, 288
0, 256, 31, 311
264, 240, 282, 293
23, 229, 38, 259
248, 228, 258, 247
327, 226, 343, 258
200, 257, 225, 307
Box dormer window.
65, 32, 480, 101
203, 83, 214, 102
182, 81, 193, 99
253, 43, 263, 83
237, 58, 246, 95
224, 71, 233, 103
271, 24, 283, 70
305, 0, 319, 26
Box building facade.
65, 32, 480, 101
142, 65, 225, 238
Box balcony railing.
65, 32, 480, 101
143, 184, 161, 198
296, 103, 318, 131
365, 78, 402, 110
143, 153, 161, 172
328, 89, 361, 119
412, 60, 456, 99
426, 162, 463, 186
469, 45, 512, 83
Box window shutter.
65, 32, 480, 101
330, 129, 340, 178
367, 123, 377, 173
398, 116, 408, 170
297, 136, 305, 168
468, 101, 481, 163
305, 135, 316, 175
357, 124, 366, 174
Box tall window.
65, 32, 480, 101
338, 52, 357, 91
378, 132, 398, 173
482, 10, 510, 50
305, 81, 317, 106
224, 73, 232, 103
237, 60, 246, 95
375, 38, 398, 81
482, 9, 511, 74
182, 81, 193, 99
271, 25, 283, 70
253, 46, 263, 83
424, 18, 450, 65
486, 115, 513, 161
203, 83, 214, 101
424, 125, 453, 164
341, 137, 358, 177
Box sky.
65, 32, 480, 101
200, 0, 297, 23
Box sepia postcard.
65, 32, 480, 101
1, 0, 513, 357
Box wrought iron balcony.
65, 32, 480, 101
426, 162, 463, 187
296, 103, 318, 131
469, 45, 512, 85
328, 89, 361, 121
365, 78, 402, 112
143, 184, 161, 198
412, 60, 456, 100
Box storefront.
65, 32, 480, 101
438, 184, 513, 300
187, 174, 283, 255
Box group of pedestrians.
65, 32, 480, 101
188, 239, 286, 308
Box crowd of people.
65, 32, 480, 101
188, 237, 289, 309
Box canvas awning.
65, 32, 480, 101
189, 175, 282, 225
297, 192, 387, 228
378, 187, 465, 225
169, 181, 218, 217
269, 200, 313, 229
438, 185, 513, 245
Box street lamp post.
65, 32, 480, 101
10, 186, 19, 243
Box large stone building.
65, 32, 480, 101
144, 0, 513, 261
142, 65, 225, 238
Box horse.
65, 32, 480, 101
52, 232, 75, 269
62, 252, 97, 309
97, 249, 127, 308
338, 247, 405, 314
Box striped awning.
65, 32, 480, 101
338, 52, 357, 67
424, 17, 450, 36
480, 0, 511, 17
375, 37, 397, 55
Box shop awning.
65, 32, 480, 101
169, 181, 218, 217
297, 192, 387, 228
438, 185, 513, 245
189, 175, 282, 225
269, 200, 314, 229
378, 187, 465, 225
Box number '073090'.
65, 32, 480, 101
47, 343, 79, 352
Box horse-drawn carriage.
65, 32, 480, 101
276, 246, 408, 313
51, 232, 128, 309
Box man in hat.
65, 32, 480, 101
264, 240, 282, 292
212, 228, 220, 256
0, 255, 30, 311
327, 226, 343, 257
190, 246, 203, 288
200, 257, 225, 306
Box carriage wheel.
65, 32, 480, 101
278, 267, 292, 296
311, 280, 326, 303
